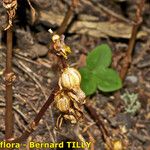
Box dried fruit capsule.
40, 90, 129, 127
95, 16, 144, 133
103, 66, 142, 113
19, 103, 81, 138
54, 92, 71, 112
68, 88, 86, 104
64, 114, 77, 124
74, 88, 86, 102
3, 0, 17, 9
2, 0, 17, 30
59, 67, 81, 90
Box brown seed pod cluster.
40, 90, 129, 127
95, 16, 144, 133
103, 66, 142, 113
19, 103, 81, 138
2, 0, 17, 30
54, 67, 86, 128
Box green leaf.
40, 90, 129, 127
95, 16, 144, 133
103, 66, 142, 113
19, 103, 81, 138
94, 67, 122, 92
79, 67, 97, 95
86, 44, 112, 70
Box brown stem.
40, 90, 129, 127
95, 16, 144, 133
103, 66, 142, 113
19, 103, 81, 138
60, 57, 68, 69
85, 103, 110, 143
56, 0, 78, 35
11, 86, 59, 143
5, 27, 14, 140
120, 0, 145, 81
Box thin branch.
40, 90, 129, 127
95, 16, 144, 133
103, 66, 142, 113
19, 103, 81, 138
120, 0, 145, 81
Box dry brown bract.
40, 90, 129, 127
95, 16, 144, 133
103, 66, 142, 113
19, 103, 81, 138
48, 29, 71, 59
2, 0, 17, 30
51, 34, 71, 59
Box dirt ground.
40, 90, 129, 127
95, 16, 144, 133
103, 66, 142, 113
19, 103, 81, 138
0, 0, 150, 150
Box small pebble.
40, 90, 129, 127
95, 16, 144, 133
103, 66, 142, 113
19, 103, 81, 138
35, 31, 50, 45
126, 75, 138, 84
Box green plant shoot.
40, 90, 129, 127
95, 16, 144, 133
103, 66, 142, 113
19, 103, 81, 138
79, 44, 122, 95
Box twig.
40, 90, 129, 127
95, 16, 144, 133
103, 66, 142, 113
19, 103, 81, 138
16, 94, 55, 143
4, 27, 14, 140
57, 0, 78, 34
0, 103, 28, 124
97, 3, 134, 25
74, 125, 88, 150
14, 53, 42, 66
120, 0, 145, 81
27, 0, 36, 24
87, 130, 95, 150
131, 131, 150, 143
26, 136, 32, 150
85, 103, 110, 144
1, 50, 51, 69
15, 60, 56, 138
10, 86, 58, 143
14, 60, 47, 100
15, 114, 29, 132
83, 0, 134, 25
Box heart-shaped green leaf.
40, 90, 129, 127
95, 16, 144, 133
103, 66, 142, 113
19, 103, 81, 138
79, 67, 97, 95
86, 44, 112, 70
94, 67, 122, 92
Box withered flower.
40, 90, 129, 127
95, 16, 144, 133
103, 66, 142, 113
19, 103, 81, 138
2, 0, 17, 30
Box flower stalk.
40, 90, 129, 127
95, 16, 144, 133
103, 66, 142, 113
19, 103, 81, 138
5, 27, 14, 140
2, 0, 17, 142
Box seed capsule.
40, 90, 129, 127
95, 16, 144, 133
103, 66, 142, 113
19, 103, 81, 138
74, 88, 86, 102
68, 88, 86, 104
3, 0, 17, 9
54, 92, 71, 112
59, 67, 81, 90
64, 114, 77, 124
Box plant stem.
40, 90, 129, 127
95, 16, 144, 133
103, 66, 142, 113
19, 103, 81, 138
57, 0, 78, 35
11, 86, 58, 143
120, 0, 145, 81
5, 27, 14, 140
85, 103, 109, 143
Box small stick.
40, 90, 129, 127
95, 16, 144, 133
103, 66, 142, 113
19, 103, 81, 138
87, 130, 95, 150
120, 0, 145, 81
83, 0, 134, 25
97, 3, 134, 25
0, 103, 28, 124
85, 103, 110, 144
15, 60, 47, 100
